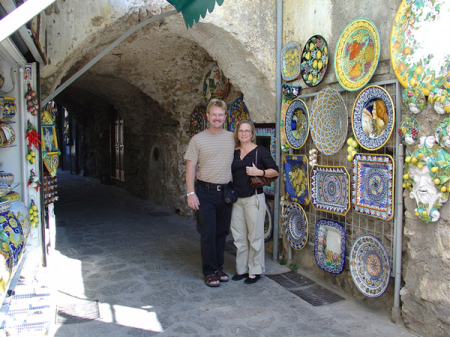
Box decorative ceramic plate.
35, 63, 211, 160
0, 123, 15, 146
350, 234, 391, 298
301, 35, 329, 87
203, 65, 229, 103
229, 98, 250, 132
0, 201, 23, 266
281, 41, 302, 81
352, 154, 394, 220
264, 200, 273, 243
280, 96, 292, 152
314, 219, 346, 274
255, 124, 276, 196
310, 165, 350, 216
189, 106, 206, 137
283, 154, 309, 205
335, 18, 380, 91
352, 85, 395, 150
310, 88, 348, 155
284, 99, 309, 149
284, 202, 308, 250
391, 0, 450, 95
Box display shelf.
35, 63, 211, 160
0, 145, 17, 149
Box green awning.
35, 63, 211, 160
167, 0, 224, 29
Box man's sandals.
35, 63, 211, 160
205, 270, 229, 287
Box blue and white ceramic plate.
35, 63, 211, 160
283, 154, 309, 205
352, 154, 394, 220
314, 219, 346, 274
350, 234, 390, 298
284, 202, 308, 250
310, 88, 348, 155
352, 85, 395, 151
285, 99, 309, 149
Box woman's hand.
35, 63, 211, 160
246, 163, 264, 176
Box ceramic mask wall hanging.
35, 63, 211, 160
403, 136, 450, 223
391, 0, 450, 96
398, 116, 420, 146
401, 87, 426, 114
435, 118, 450, 150
428, 86, 450, 114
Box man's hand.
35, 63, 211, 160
188, 193, 200, 210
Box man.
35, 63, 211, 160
184, 99, 235, 287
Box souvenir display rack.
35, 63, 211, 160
289, 79, 401, 269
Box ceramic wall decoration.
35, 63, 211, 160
6, 192, 31, 245
284, 98, 309, 149
229, 98, 250, 132
189, 106, 206, 137
281, 41, 301, 81
310, 87, 348, 155
203, 65, 229, 103
283, 202, 308, 250
352, 85, 395, 151
391, 0, 450, 96
255, 123, 276, 196
350, 234, 391, 298
401, 87, 426, 114
42, 112, 60, 178
314, 219, 346, 274
282, 84, 302, 99
0, 97, 16, 120
301, 35, 329, 87
0, 231, 13, 294
403, 136, 450, 223
435, 118, 450, 150
346, 136, 360, 162
310, 165, 350, 216
428, 86, 450, 114
398, 116, 420, 146
283, 154, 309, 205
0, 200, 23, 266
25, 84, 38, 116
352, 154, 394, 221
0, 123, 15, 146
0, 172, 14, 198
335, 18, 380, 91
264, 200, 273, 243
280, 96, 292, 152
309, 148, 318, 167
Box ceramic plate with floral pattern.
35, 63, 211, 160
335, 18, 380, 91
189, 106, 206, 137
310, 165, 350, 216
314, 219, 346, 274
350, 234, 390, 298
284, 202, 308, 250
352, 85, 395, 151
229, 98, 250, 132
352, 154, 394, 221
391, 0, 450, 95
285, 98, 309, 149
281, 42, 301, 81
283, 154, 309, 205
301, 35, 329, 87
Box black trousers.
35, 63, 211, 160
196, 184, 233, 276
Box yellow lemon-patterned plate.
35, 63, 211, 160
281, 42, 301, 81
301, 35, 329, 87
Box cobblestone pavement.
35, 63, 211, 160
49, 170, 415, 337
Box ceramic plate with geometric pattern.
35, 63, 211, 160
350, 234, 390, 298
284, 202, 308, 250
283, 154, 309, 205
314, 219, 346, 274
285, 98, 309, 149
311, 165, 350, 216
352, 154, 394, 221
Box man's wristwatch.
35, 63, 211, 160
187, 191, 196, 197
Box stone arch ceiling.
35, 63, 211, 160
41, 0, 277, 123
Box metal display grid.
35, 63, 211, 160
286, 79, 401, 268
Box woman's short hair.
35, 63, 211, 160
234, 119, 256, 146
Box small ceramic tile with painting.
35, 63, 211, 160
314, 219, 346, 274
310, 165, 350, 216
283, 202, 308, 251
352, 154, 394, 221
283, 154, 309, 205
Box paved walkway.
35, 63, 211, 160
48, 170, 415, 336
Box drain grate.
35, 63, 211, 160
147, 212, 171, 217
266, 271, 344, 306
56, 301, 100, 324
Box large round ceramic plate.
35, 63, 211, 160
301, 35, 329, 87
314, 219, 346, 274
310, 88, 348, 155
189, 106, 206, 137
335, 18, 380, 91
284, 202, 308, 250
264, 200, 273, 243
391, 0, 450, 95
203, 65, 229, 103
350, 234, 391, 298
281, 41, 301, 81
280, 96, 292, 152
285, 98, 309, 149
352, 85, 395, 150
229, 98, 250, 132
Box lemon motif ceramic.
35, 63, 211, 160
281, 42, 301, 81
301, 35, 329, 87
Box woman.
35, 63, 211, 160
230, 119, 279, 284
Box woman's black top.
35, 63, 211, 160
231, 145, 279, 198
